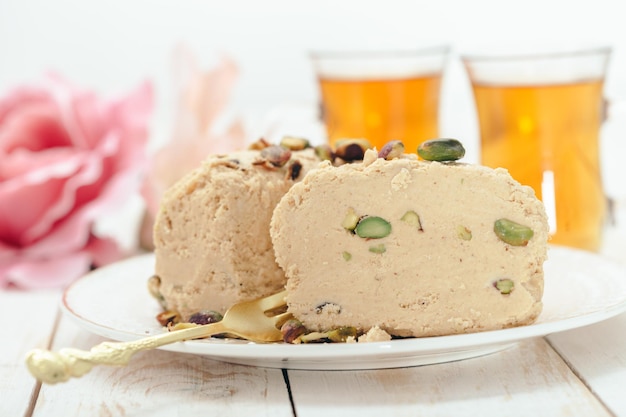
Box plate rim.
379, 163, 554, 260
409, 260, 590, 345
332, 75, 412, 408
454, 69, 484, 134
60, 246, 626, 367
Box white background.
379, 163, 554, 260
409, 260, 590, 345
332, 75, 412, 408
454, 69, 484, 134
1, 0, 625, 195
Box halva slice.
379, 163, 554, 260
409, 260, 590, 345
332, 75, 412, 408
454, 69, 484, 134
270, 149, 549, 338
152, 147, 319, 321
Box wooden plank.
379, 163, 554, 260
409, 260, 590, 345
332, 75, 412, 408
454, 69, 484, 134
32, 314, 293, 417
287, 338, 610, 417
0, 290, 61, 417
548, 311, 626, 416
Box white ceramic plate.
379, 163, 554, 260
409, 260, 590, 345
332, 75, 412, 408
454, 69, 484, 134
61, 246, 626, 370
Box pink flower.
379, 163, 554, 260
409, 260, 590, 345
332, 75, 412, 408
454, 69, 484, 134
0, 74, 153, 288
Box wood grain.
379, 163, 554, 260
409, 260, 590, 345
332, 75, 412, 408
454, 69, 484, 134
287, 338, 611, 417
31, 314, 293, 417
548, 311, 626, 416
0, 290, 60, 417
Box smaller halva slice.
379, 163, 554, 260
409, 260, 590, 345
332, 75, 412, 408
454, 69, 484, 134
152, 147, 319, 321
270, 150, 549, 338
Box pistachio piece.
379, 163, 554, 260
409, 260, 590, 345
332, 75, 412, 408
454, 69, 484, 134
147, 275, 166, 308
334, 138, 372, 162
494, 218, 534, 246
355, 216, 392, 239
314, 144, 334, 162
417, 138, 465, 162
457, 225, 472, 241
327, 326, 358, 343
188, 310, 223, 325
213, 158, 240, 169
342, 251, 352, 261
400, 210, 423, 231
298, 331, 330, 343
169, 322, 202, 331
342, 207, 360, 232
494, 278, 515, 294
248, 137, 271, 150
280, 135, 310, 150
281, 319, 307, 343
156, 310, 180, 327
299, 326, 358, 343
259, 145, 292, 167
369, 243, 387, 254
378, 140, 405, 160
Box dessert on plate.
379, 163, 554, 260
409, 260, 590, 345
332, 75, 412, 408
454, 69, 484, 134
271, 139, 549, 339
150, 140, 320, 321
150, 138, 549, 342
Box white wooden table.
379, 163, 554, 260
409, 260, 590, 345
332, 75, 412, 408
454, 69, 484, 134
4, 205, 626, 417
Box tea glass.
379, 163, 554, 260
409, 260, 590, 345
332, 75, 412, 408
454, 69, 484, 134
462, 46, 612, 251
311, 46, 450, 152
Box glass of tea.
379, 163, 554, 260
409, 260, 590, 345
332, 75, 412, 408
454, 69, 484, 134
310, 46, 450, 152
462, 46, 612, 251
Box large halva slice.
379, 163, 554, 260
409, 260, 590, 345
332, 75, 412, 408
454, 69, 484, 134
270, 150, 549, 338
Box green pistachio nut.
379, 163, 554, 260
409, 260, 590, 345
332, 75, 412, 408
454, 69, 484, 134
327, 326, 358, 343
494, 278, 515, 294
260, 145, 292, 167
457, 225, 472, 241
342, 208, 360, 232
494, 218, 534, 246
314, 144, 334, 161
280, 135, 310, 151
378, 140, 405, 160
355, 216, 392, 239
188, 310, 224, 325
147, 275, 166, 308
368, 243, 386, 254
281, 319, 307, 343
401, 210, 423, 231
417, 138, 465, 162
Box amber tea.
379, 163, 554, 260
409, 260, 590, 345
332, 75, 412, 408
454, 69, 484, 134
318, 74, 442, 151
463, 47, 611, 251
312, 47, 449, 152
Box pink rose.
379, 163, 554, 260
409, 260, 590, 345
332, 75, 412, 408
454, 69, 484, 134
0, 74, 153, 288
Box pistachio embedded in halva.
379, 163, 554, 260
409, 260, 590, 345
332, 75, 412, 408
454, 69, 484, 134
494, 218, 534, 246
400, 210, 423, 231
342, 208, 360, 232
355, 216, 392, 239
494, 278, 515, 294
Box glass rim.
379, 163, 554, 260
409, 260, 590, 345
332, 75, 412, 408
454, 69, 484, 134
460, 45, 612, 63
309, 45, 451, 61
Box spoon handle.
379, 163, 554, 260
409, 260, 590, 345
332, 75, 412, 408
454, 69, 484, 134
25, 322, 227, 384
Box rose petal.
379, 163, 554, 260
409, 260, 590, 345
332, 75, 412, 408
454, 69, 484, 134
2, 80, 151, 245
0, 84, 54, 125
0, 145, 80, 180
42, 73, 104, 149
23, 148, 107, 244
0, 103, 71, 153
23, 138, 145, 258
0, 148, 86, 245
0, 233, 124, 289
0, 75, 152, 289
84, 235, 123, 267
3, 251, 92, 289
